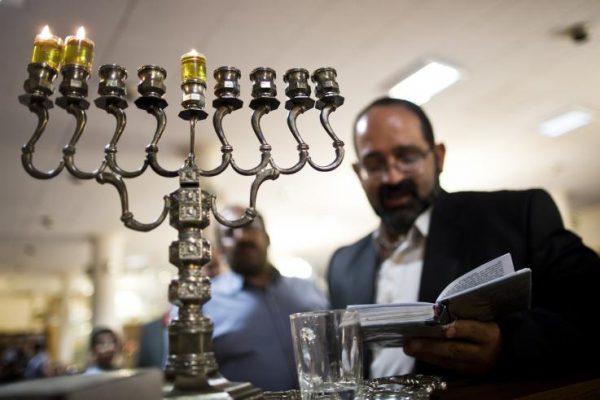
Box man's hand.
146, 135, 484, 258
404, 320, 502, 375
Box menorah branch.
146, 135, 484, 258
271, 105, 309, 175
136, 67, 180, 178
210, 167, 279, 229
21, 101, 65, 179
307, 105, 345, 171
211, 105, 234, 148
227, 103, 274, 176
96, 171, 170, 232
104, 105, 149, 178
249, 167, 280, 206
250, 105, 273, 147
143, 105, 182, 178
63, 105, 108, 179
211, 199, 258, 228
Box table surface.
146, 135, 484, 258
432, 373, 600, 400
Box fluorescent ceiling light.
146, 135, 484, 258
388, 61, 461, 105
538, 109, 593, 137
0, 0, 26, 7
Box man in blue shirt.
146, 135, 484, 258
204, 206, 328, 391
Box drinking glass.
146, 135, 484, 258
290, 310, 363, 400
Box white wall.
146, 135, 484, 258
574, 204, 600, 253
0, 296, 45, 332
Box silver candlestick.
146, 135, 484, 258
19, 50, 344, 398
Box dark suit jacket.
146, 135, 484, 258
327, 189, 600, 376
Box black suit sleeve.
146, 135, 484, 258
496, 189, 600, 375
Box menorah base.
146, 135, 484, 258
163, 374, 263, 400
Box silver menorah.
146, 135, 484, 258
19, 47, 344, 398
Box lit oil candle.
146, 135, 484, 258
31, 25, 64, 71
181, 49, 207, 84
62, 26, 95, 72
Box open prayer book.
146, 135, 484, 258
346, 253, 531, 346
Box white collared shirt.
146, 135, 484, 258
370, 208, 431, 378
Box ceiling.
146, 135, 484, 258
1, 0, 600, 279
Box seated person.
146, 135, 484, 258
24, 339, 51, 379
203, 206, 328, 391
84, 327, 121, 374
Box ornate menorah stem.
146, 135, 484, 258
20, 39, 344, 397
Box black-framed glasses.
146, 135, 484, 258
358, 146, 432, 180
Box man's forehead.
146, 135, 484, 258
355, 106, 426, 151
360, 105, 421, 132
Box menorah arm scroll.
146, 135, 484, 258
307, 103, 345, 172
62, 103, 109, 179
103, 104, 150, 178
144, 105, 180, 178
210, 166, 280, 229
188, 116, 232, 177
96, 171, 170, 232
20, 99, 65, 179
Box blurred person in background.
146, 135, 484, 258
23, 339, 51, 379
0, 345, 28, 382
84, 327, 121, 374
202, 206, 328, 391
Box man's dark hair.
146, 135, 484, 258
90, 327, 119, 350
353, 97, 436, 154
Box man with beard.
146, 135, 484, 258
327, 97, 600, 379
203, 206, 328, 391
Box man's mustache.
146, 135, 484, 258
379, 179, 418, 202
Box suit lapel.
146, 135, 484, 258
350, 236, 379, 305
419, 192, 463, 303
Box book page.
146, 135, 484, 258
347, 303, 440, 345
437, 253, 514, 301
440, 268, 531, 322
348, 303, 434, 327
361, 321, 444, 345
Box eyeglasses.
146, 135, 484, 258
358, 147, 432, 180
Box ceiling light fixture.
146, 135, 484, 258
538, 108, 593, 137
388, 61, 461, 105
0, 0, 26, 7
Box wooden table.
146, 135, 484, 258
432, 373, 600, 399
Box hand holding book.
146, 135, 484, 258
347, 253, 531, 346
403, 318, 503, 375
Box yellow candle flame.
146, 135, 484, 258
76, 26, 86, 40
39, 25, 52, 39
182, 49, 206, 59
